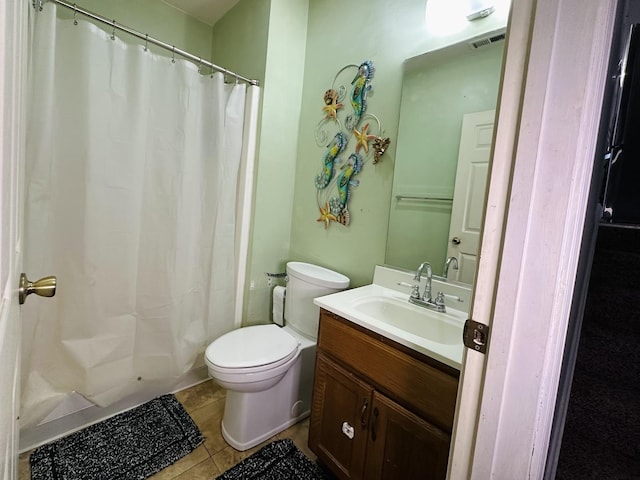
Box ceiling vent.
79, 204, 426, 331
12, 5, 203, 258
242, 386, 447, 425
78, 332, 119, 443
468, 32, 506, 49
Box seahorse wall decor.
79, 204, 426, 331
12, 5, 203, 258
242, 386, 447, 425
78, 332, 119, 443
314, 60, 391, 229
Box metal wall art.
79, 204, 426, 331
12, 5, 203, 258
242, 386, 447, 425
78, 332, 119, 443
314, 61, 391, 228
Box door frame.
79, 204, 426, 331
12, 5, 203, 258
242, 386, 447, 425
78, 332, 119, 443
448, 0, 618, 478
0, 0, 29, 477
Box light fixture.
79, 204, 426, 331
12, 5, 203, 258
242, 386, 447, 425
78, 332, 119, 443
466, 0, 495, 21
425, 0, 468, 36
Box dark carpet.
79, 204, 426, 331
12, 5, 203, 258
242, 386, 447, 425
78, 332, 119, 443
30, 394, 204, 480
555, 226, 640, 479
217, 439, 329, 480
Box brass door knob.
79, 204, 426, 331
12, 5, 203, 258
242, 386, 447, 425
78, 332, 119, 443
19, 273, 57, 305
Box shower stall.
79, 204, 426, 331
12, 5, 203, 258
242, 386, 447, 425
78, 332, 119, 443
19, 1, 260, 449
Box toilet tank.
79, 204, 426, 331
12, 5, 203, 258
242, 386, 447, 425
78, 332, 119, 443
284, 262, 349, 339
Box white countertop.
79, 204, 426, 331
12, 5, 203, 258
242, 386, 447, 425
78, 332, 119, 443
313, 267, 470, 370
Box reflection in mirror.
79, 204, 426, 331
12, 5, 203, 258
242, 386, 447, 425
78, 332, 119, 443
385, 32, 505, 283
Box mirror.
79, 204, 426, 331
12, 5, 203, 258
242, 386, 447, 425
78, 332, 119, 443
385, 33, 505, 282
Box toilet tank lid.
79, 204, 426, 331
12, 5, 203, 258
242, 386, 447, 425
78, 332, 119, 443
205, 324, 298, 369
286, 262, 350, 289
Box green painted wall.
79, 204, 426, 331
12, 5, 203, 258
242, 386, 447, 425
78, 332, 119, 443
57, 0, 509, 324
210, 0, 270, 83
61, 0, 213, 60
387, 42, 504, 273
213, 0, 309, 326
288, 0, 510, 288
244, 0, 308, 325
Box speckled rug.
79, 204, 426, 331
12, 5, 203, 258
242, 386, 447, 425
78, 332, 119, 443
30, 394, 204, 480
217, 439, 328, 480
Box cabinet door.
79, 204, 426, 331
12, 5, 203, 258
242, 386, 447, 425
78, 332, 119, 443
364, 391, 451, 480
310, 353, 373, 480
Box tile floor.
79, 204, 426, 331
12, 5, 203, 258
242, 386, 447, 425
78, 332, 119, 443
18, 380, 317, 479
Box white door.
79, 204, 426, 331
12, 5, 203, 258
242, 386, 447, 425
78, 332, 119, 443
447, 110, 494, 284
1, 1, 29, 478
447, 0, 615, 477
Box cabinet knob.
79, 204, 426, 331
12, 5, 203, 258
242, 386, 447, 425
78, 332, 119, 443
341, 421, 355, 440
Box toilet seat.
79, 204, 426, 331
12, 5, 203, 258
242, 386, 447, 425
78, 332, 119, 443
205, 324, 299, 374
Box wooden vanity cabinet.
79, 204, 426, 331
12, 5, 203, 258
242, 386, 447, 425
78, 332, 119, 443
310, 353, 371, 479
364, 391, 450, 479
309, 309, 459, 480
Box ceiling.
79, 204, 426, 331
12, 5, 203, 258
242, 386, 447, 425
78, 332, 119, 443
161, 0, 240, 26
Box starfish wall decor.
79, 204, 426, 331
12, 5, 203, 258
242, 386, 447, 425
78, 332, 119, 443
313, 61, 391, 229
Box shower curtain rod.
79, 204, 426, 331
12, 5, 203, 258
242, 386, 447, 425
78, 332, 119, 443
33, 0, 260, 86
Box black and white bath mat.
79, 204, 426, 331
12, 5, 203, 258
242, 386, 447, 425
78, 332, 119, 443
30, 394, 204, 480
217, 439, 328, 480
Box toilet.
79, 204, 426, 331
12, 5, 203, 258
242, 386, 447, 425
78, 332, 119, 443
204, 262, 349, 451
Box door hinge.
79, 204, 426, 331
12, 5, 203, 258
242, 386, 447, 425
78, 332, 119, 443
463, 319, 489, 354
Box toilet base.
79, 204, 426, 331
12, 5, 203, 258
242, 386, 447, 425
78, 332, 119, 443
220, 355, 310, 451
221, 408, 310, 451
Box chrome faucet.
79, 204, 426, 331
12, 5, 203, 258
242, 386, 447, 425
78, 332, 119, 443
407, 261, 446, 312
397, 260, 463, 313
443, 256, 459, 279
414, 261, 433, 302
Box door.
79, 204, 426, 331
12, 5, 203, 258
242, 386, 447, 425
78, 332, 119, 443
364, 392, 450, 480
446, 110, 494, 284
447, 0, 616, 477
0, 0, 29, 477
309, 353, 373, 480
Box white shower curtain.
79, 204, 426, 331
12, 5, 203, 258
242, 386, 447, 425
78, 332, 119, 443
21, 4, 251, 427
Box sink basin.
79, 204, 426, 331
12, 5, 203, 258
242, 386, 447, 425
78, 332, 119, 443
314, 283, 467, 369
352, 296, 462, 345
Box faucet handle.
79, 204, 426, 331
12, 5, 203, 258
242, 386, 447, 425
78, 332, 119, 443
438, 292, 464, 303
398, 281, 420, 299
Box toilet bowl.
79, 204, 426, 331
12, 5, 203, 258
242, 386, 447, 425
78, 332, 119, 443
204, 262, 349, 451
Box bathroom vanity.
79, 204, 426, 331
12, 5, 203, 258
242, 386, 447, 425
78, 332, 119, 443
308, 266, 468, 480
310, 311, 460, 479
